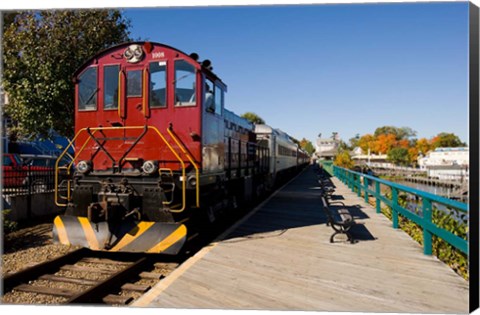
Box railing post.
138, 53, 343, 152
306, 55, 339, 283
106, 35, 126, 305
364, 176, 369, 203
422, 198, 433, 255
375, 181, 381, 213
356, 174, 361, 197
392, 187, 398, 228
349, 173, 354, 191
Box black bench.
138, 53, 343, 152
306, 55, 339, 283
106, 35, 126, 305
320, 194, 356, 244
318, 177, 335, 195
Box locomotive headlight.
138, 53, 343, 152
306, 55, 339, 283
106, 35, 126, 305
124, 44, 144, 63
187, 175, 197, 187
142, 160, 158, 174
77, 160, 92, 174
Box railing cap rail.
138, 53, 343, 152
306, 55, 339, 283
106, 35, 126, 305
334, 166, 468, 212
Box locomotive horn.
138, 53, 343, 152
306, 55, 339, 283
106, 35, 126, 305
201, 59, 211, 68
190, 52, 199, 61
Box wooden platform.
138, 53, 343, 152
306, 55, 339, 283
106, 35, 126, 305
133, 166, 469, 313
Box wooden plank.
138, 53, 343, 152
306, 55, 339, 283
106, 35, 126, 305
139, 272, 164, 280
14, 284, 76, 297
133, 169, 469, 313
121, 283, 151, 292
102, 294, 133, 305
39, 274, 98, 286
153, 262, 179, 269
60, 264, 116, 274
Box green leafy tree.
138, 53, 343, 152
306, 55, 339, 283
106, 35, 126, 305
431, 132, 466, 148
2, 10, 131, 139
387, 147, 410, 166
299, 138, 315, 155
374, 126, 416, 140
349, 133, 360, 150
241, 112, 265, 125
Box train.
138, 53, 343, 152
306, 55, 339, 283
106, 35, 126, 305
52, 41, 309, 255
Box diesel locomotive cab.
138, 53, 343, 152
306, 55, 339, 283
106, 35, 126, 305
53, 42, 212, 254
52, 41, 276, 255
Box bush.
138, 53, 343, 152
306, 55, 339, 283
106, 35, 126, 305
2, 209, 18, 234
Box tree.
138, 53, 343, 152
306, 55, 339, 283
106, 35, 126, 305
374, 126, 416, 140
358, 134, 375, 154
334, 151, 354, 169
299, 138, 315, 155
241, 112, 265, 125
408, 147, 419, 167
2, 10, 131, 139
349, 133, 360, 150
387, 147, 410, 166
373, 134, 397, 154
431, 133, 466, 148
415, 138, 432, 155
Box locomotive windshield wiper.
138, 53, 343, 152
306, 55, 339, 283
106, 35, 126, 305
172, 73, 193, 84
84, 88, 99, 105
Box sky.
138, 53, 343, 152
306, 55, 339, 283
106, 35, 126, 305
120, 1, 471, 145
1, 0, 473, 146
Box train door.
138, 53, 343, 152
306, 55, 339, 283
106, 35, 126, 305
120, 66, 148, 125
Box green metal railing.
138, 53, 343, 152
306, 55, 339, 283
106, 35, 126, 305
333, 165, 468, 256
319, 160, 334, 176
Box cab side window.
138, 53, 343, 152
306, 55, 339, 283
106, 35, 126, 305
205, 79, 214, 113
214, 85, 223, 116
174, 60, 196, 106
78, 67, 97, 111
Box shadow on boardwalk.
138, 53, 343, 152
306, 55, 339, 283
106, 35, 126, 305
224, 165, 375, 242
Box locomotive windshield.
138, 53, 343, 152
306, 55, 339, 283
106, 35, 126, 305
149, 61, 167, 107
78, 67, 97, 110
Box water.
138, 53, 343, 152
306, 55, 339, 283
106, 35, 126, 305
389, 179, 468, 225
394, 180, 456, 198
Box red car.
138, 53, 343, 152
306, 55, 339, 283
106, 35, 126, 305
2, 153, 28, 188
2, 153, 54, 190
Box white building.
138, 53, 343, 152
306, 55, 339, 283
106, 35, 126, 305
418, 147, 469, 168
418, 147, 469, 181
315, 133, 339, 160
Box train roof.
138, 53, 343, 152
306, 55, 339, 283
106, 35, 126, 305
255, 124, 296, 143
224, 109, 253, 131
73, 41, 226, 88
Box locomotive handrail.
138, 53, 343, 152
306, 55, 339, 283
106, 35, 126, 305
55, 129, 100, 206
55, 126, 188, 213
167, 125, 200, 208
143, 68, 149, 117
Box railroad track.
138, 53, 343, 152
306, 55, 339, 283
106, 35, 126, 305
2, 247, 180, 305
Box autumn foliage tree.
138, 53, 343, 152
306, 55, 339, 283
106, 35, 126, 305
334, 150, 354, 169
352, 126, 466, 167
2, 10, 132, 139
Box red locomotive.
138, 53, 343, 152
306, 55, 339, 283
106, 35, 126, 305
53, 42, 309, 255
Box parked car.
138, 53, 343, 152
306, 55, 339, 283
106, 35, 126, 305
2, 153, 28, 188
2, 153, 56, 191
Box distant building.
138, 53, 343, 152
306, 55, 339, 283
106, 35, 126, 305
418, 147, 469, 168
418, 147, 469, 181
351, 153, 393, 168
315, 133, 340, 160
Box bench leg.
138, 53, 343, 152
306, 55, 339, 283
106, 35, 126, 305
330, 230, 356, 244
